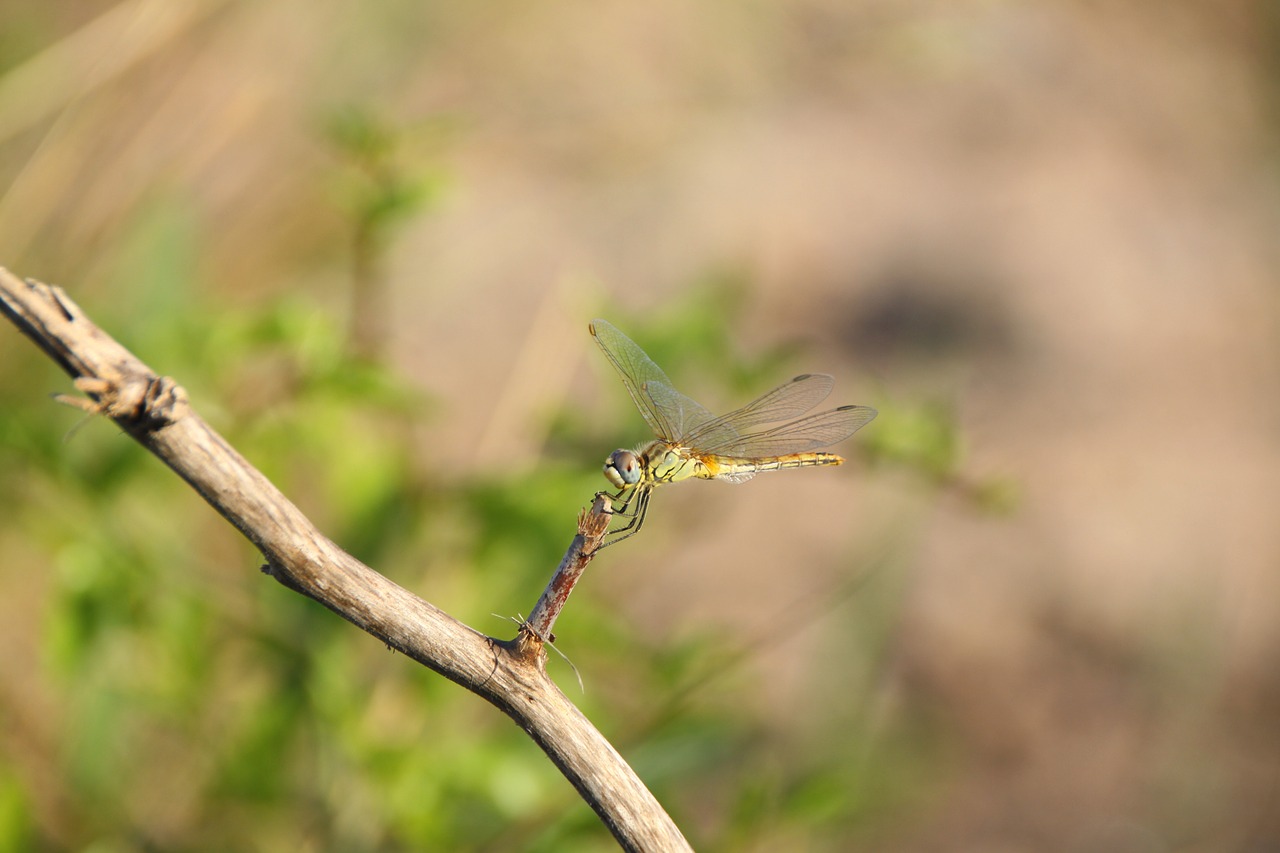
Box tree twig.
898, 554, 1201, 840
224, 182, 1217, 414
0, 268, 691, 853
518, 493, 612, 650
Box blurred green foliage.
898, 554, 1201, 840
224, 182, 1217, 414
324, 104, 452, 363
324, 105, 450, 244
861, 399, 1017, 513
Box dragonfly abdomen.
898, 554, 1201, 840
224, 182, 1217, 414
701, 452, 844, 480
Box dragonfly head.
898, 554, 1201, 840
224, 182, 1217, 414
603, 449, 643, 489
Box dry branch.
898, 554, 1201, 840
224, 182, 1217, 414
0, 268, 690, 852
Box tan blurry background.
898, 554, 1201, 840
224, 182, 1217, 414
2, 0, 1279, 850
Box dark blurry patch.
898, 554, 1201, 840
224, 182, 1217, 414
838, 256, 1016, 366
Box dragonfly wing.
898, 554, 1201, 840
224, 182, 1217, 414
591, 319, 684, 441
715, 405, 878, 456
643, 380, 728, 445
682, 373, 834, 451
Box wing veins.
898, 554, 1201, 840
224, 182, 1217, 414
591, 319, 684, 441
682, 373, 834, 449
642, 380, 723, 443
697, 405, 878, 456
593, 320, 876, 456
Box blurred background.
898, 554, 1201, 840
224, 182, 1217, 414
1, 0, 1278, 850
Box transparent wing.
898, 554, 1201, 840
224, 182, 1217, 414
590, 319, 682, 440
591, 319, 719, 442
699, 405, 878, 457
682, 373, 834, 451
593, 319, 874, 454
643, 380, 730, 445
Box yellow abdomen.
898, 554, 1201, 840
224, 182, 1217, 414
697, 452, 844, 480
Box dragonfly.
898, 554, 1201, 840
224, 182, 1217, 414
590, 319, 877, 546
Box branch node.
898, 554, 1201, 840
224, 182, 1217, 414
513, 621, 551, 660
56, 374, 189, 431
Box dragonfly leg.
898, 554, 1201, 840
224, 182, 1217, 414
597, 486, 652, 548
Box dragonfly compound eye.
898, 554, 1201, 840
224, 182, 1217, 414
603, 449, 642, 488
